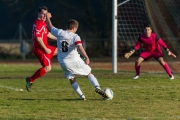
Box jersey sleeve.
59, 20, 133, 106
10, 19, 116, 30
155, 34, 167, 49
155, 35, 160, 41
157, 39, 167, 49
134, 36, 141, 50
74, 35, 82, 46
51, 27, 63, 37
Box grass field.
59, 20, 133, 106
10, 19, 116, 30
0, 63, 180, 120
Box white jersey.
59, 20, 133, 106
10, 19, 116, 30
51, 27, 91, 79
51, 27, 82, 63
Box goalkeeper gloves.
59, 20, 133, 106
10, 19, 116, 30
124, 50, 135, 59
166, 48, 176, 58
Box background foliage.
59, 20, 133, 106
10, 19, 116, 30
0, 0, 112, 39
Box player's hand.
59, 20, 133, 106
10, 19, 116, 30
46, 12, 52, 18
168, 51, 176, 58
85, 58, 90, 65
124, 50, 134, 59
45, 48, 52, 54
166, 48, 176, 58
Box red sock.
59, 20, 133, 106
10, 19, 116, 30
29, 68, 46, 83
135, 65, 140, 76
163, 63, 172, 76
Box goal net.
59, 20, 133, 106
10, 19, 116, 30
117, 0, 180, 73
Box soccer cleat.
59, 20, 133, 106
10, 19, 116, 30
80, 97, 86, 100
170, 75, 174, 80
26, 77, 33, 92
80, 94, 86, 100
95, 88, 108, 99
133, 75, 139, 79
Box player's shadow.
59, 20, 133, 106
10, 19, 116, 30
8, 98, 104, 101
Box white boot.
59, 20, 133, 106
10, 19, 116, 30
133, 75, 139, 79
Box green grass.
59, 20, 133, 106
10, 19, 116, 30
0, 64, 180, 120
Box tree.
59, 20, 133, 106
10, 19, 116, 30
1, 0, 112, 38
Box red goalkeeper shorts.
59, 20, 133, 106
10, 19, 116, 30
139, 51, 163, 61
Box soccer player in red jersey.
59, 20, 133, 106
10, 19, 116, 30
125, 23, 176, 80
26, 6, 57, 92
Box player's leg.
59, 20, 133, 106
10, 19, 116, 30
69, 77, 86, 100
26, 50, 54, 92
29, 66, 48, 83
64, 57, 108, 99
157, 57, 174, 79
60, 62, 86, 100
74, 58, 108, 99
87, 73, 100, 89
86, 73, 108, 99
53, 48, 58, 56
134, 52, 151, 79
26, 66, 47, 91
30, 46, 56, 81
26, 67, 47, 92
30, 54, 51, 82
26, 58, 45, 91
134, 57, 144, 79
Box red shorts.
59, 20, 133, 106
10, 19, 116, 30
140, 51, 163, 61
34, 46, 56, 67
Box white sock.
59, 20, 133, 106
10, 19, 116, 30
71, 82, 85, 98
88, 74, 100, 89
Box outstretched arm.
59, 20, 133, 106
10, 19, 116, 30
46, 12, 54, 31
158, 39, 176, 58
124, 39, 140, 59
46, 12, 57, 40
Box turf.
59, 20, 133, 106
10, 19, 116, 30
0, 63, 180, 120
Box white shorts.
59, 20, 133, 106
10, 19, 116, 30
59, 57, 91, 80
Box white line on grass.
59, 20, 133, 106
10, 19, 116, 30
136, 116, 180, 119
29, 85, 179, 92
117, 85, 179, 90
0, 85, 23, 91
0, 84, 178, 92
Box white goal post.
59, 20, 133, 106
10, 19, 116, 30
112, 0, 118, 73
112, 0, 130, 73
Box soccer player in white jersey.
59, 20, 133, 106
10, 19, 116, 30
45, 12, 108, 100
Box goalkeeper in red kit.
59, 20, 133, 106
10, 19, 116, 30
124, 23, 176, 80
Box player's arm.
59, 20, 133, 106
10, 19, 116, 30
47, 32, 57, 40
165, 48, 176, 58
46, 12, 57, 40
36, 37, 51, 54
157, 37, 176, 58
77, 45, 90, 65
124, 49, 136, 59
46, 12, 54, 32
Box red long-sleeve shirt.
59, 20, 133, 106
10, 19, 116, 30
134, 33, 167, 52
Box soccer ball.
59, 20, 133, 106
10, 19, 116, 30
104, 88, 114, 100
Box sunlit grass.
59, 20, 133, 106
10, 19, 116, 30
0, 64, 180, 119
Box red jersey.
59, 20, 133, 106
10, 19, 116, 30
134, 33, 167, 52
32, 18, 49, 52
